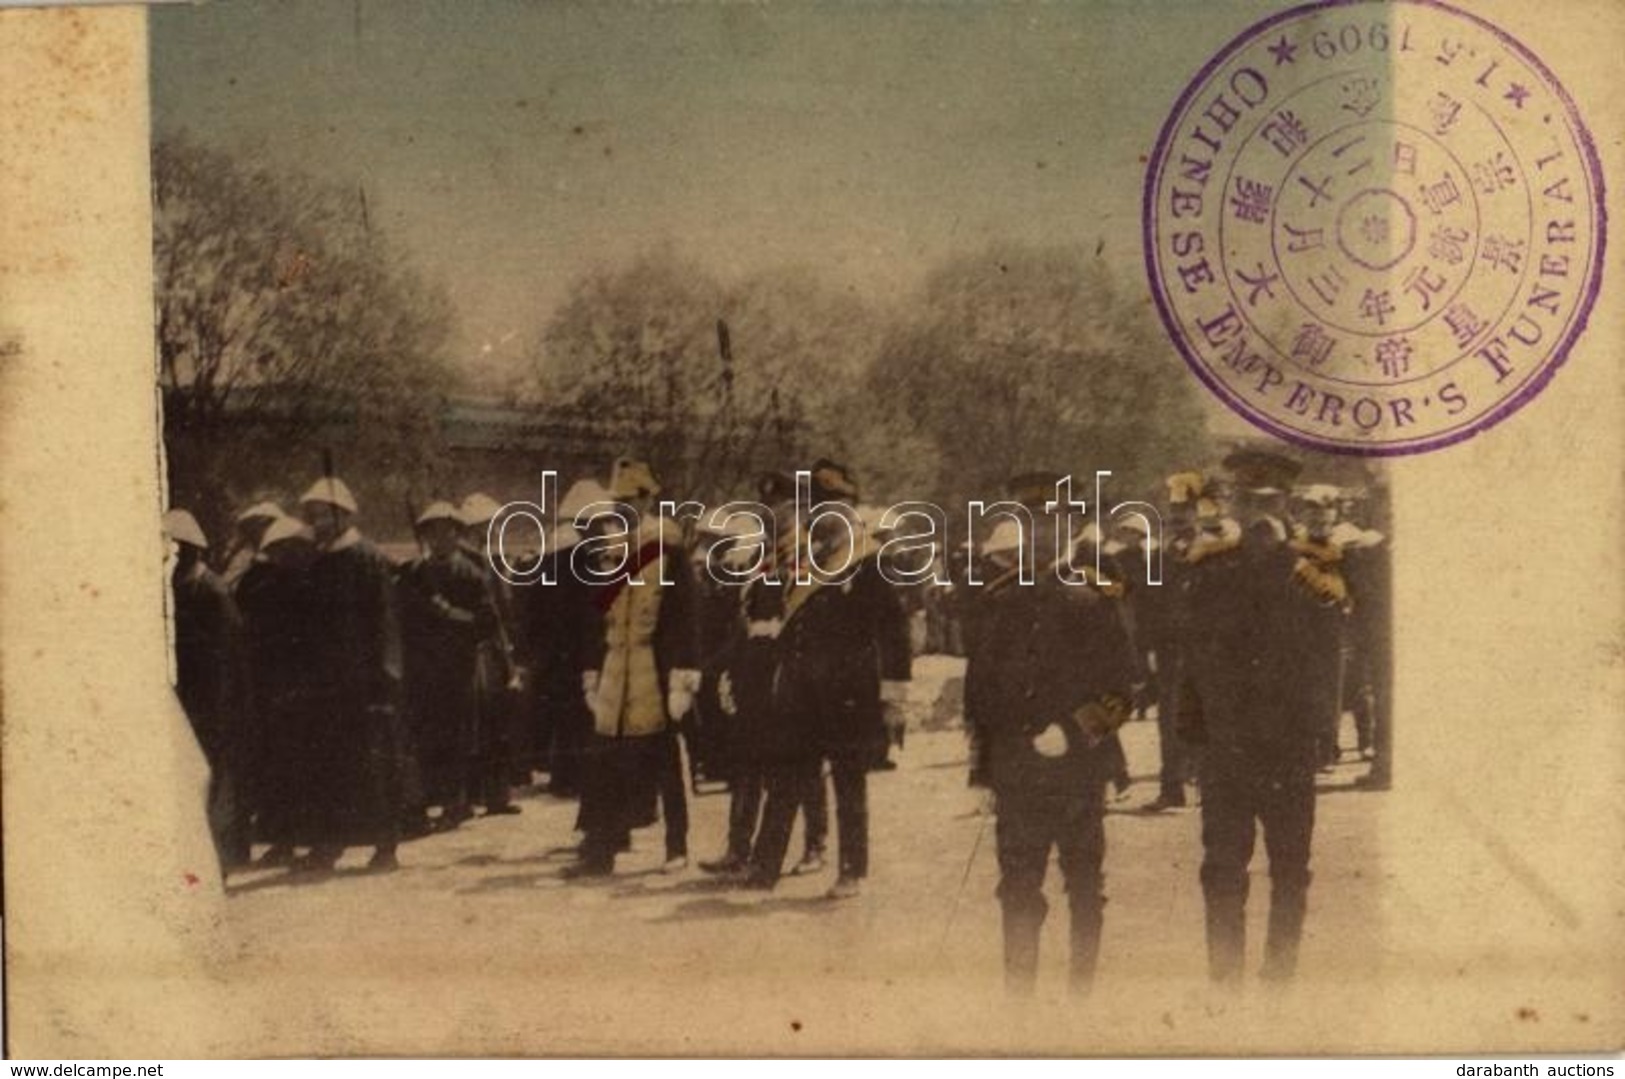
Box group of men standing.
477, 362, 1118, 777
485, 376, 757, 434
164, 453, 915, 905
165, 445, 1389, 994
961, 449, 1390, 995
692, 462, 914, 898
166, 477, 529, 874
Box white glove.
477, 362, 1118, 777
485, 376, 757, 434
718, 671, 737, 716
1031, 722, 1068, 759
667, 668, 700, 721
582, 670, 600, 710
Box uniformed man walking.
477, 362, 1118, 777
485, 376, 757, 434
748, 460, 910, 899
963, 473, 1137, 994
1178, 450, 1338, 983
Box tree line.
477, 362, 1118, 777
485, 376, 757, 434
157, 132, 1212, 546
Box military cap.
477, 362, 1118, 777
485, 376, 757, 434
809, 458, 859, 504
235, 500, 284, 525
414, 500, 462, 528
609, 457, 661, 500
299, 476, 359, 514
259, 516, 314, 550
459, 492, 504, 527
559, 478, 613, 519
1006, 470, 1065, 510
1222, 448, 1302, 494
1293, 483, 1341, 508
162, 509, 208, 550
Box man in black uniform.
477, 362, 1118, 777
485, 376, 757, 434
745, 460, 910, 898
525, 479, 609, 798
298, 476, 411, 873
964, 473, 1137, 994
165, 509, 251, 874
398, 501, 499, 832
459, 492, 528, 814
235, 514, 320, 867
1179, 449, 1338, 983
1138, 473, 1204, 812
1289, 484, 1352, 772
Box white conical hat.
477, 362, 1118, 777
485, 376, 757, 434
259, 515, 314, 550
459, 492, 504, 527
235, 500, 284, 524
981, 519, 1025, 555
415, 500, 461, 527
298, 476, 358, 514
162, 509, 208, 550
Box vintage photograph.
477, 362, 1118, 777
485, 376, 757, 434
1, 0, 1619, 1062
147, 0, 1397, 1048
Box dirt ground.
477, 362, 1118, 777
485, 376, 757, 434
211, 689, 1388, 1057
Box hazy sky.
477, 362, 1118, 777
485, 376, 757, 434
151, 0, 1277, 382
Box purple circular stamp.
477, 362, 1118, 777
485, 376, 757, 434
1144, 0, 1606, 455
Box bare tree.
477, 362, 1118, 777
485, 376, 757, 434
155, 132, 458, 542
533, 251, 885, 502
852, 244, 1212, 507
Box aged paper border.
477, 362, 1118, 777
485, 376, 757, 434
0, 1, 1620, 1057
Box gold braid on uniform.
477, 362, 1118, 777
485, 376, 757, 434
984, 557, 1122, 597
1075, 563, 1126, 598
1289, 532, 1351, 609
1288, 535, 1344, 564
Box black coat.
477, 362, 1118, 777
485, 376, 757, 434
235, 558, 319, 845
523, 549, 601, 696
397, 552, 497, 799
771, 556, 911, 761
304, 535, 411, 845
717, 576, 790, 764
964, 573, 1138, 797
172, 562, 246, 768
1177, 527, 1334, 763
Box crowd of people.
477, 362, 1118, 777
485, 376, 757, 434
164, 447, 1391, 992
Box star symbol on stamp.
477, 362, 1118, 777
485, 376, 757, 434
1505, 82, 1531, 109
1267, 35, 1298, 65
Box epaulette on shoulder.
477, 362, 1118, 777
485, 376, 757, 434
1184, 519, 1242, 565
1292, 556, 1350, 608
1289, 534, 1344, 564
